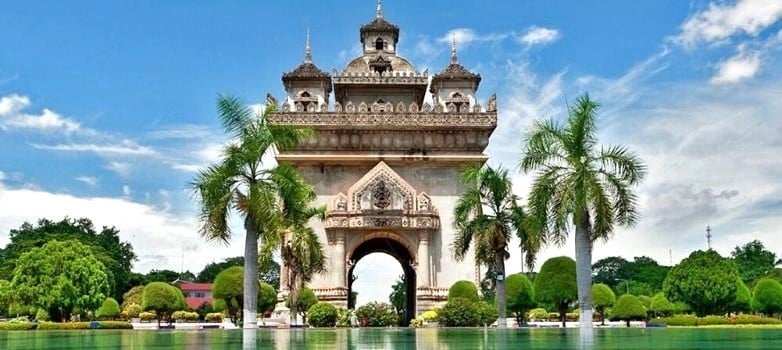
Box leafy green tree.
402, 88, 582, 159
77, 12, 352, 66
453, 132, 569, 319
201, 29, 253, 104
448, 280, 480, 302
452, 165, 535, 328
96, 297, 120, 320
649, 293, 673, 318
592, 256, 629, 288
197, 257, 281, 288
212, 266, 244, 324
533, 256, 577, 327
145, 269, 187, 283
191, 96, 312, 329
258, 282, 277, 318
389, 275, 406, 322
287, 288, 318, 324
0, 218, 136, 302
141, 282, 184, 325
307, 302, 338, 327
122, 286, 144, 310
506, 274, 536, 326
638, 295, 651, 309
732, 240, 779, 286
7, 240, 111, 321
521, 94, 646, 328
610, 294, 646, 327
663, 250, 740, 316
625, 256, 670, 293
732, 279, 752, 314
592, 283, 615, 325
752, 278, 782, 316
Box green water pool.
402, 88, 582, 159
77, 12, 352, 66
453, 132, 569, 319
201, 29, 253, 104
1, 327, 781, 349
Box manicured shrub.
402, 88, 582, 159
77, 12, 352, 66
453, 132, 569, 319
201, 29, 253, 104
124, 303, 142, 318
527, 308, 548, 321
638, 295, 651, 309
476, 301, 499, 326
734, 314, 782, 325
205, 313, 224, 323
308, 302, 338, 327
98, 321, 133, 329
698, 315, 729, 325
438, 297, 479, 327
336, 307, 352, 327
96, 297, 121, 320
592, 283, 615, 325
752, 278, 782, 316
448, 280, 480, 302
649, 293, 674, 317
0, 322, 36, 330
142, 282, 183, 324
506, 274, 536, 326
171, 311, 199, 322
139, 311, 156, 322
534, 256, 577, 327
35, 308, 50, 322
122, 285, 145, 310
213, 266, 243, 323
655, 314, 697, 326
732, 279, 752, 314
286, 288, 319, 324
422, 310, 438, 321
355, 302, 399, 327
258, 282, 277, 317
609, 294, 646, 327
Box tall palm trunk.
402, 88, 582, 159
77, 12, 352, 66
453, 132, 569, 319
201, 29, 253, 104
575, 213, 593, 329
243, 216, 259, 329
289, 273, 303, 325
494, 251, 507, 328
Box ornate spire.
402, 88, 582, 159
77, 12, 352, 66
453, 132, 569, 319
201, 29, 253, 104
376, 0, 383, 18
304, 28, 312, 64
451, 35, 458, 65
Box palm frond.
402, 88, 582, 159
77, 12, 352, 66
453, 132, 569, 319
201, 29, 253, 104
217, 94, 254, 138
596, 145, 647, 185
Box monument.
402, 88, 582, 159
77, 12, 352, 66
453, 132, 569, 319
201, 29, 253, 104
269, 1, 497, 322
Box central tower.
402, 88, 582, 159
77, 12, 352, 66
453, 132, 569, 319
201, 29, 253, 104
270, 2, 497, 321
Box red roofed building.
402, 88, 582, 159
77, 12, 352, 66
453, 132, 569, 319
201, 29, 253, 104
174, 280, 213, 309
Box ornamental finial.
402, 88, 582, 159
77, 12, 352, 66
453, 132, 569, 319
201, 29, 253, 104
304, 28, 312, 64
376, 0, 383, 18
451, 34, 458, 64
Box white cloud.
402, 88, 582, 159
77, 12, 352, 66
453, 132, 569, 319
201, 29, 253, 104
30, 141, 156, 156
675, 0, 782, 47
75, 176, 98, 187
0, 94, 80, 133
437, 28, 510, 48
711, 48, 760, 84
0, 170, 5, 182
518, 26, 561, 47
0, 186, 244, 274
122, 185, 132, 197
105, 161, 132, 176
145, 124, 213, 140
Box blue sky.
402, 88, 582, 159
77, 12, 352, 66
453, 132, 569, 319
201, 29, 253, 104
1, 1, 781, 305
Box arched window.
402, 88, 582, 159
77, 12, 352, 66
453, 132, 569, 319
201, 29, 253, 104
300, 91, 311, 98
375, 38, 385, 50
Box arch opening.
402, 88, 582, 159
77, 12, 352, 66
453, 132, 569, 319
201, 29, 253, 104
348, 236, 416, 325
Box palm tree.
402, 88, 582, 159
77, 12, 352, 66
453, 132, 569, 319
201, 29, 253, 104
191, 95, 312, 329
452, 165, 537, 328
260, 171, 326, 325
520, 94, 646, 328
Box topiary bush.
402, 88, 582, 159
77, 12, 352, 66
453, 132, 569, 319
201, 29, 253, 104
422, 310, 438, 322
438, 297, 479, 327
124, 303, 142, 318
448, 280, 480, 302
609, 294, 647, 327
355, 302, 399, 327
96, 297, 121, 320
205, 312, 224, 323
336, 307, 352, 327
506, 274, 536, 326
476, 301, 499, 326
734, 314, 782, 325
308, 302, 338, 327
697, 315, 729, 325
527, 308, 549, 322
139, 311, 156, 322
752, 278, 782, 316
534, 256, 577, 327
649, 293, 673, 318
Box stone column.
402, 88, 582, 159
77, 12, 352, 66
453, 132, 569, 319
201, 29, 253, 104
417, 231, 430, 288
333, 231, 346, 287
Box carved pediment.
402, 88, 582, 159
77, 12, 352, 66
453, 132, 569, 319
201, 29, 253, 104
347, 161, 415, 212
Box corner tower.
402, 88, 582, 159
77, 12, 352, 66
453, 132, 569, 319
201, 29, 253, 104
269, 3, 497, 321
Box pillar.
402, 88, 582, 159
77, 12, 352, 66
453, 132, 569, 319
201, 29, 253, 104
333, 231, 346, 287
417, 231, 430, 288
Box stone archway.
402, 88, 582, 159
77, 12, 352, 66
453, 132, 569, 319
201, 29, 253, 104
347, 235, 416, 324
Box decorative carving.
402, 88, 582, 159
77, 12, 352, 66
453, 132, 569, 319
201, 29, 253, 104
332, 193, 348, 211
307, 102, 317, 112
319, 103, 327, 112
283, 103, 291, 112
334, 102, 342, 112
446, 102, 456, 113
417, 192, 431, 212
422, 103, 432, 112
371, 101, 381, 113
295, 102, 304, 112
268, 112, 497, 128
385, 102, 393, 113
371, 181, 392, 209
434, 104, 444, 113
487, 93, 497, 112
358, 102, 368, 112
346, 101, 355, 113
396, 101, 406, 113
409, 102, 418, 113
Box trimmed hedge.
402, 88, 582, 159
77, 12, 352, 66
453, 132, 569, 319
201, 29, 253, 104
438, 298, 479, 327
308, 302, 338, 327
205, 313, 224, 323
37, 321, 132, 330
448, 281, 480, 302
355, 302, 398, 327
0, 322, 37, 330
650, 314, 782, 327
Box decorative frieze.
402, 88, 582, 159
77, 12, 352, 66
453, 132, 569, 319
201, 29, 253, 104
268, 112, 497, 129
